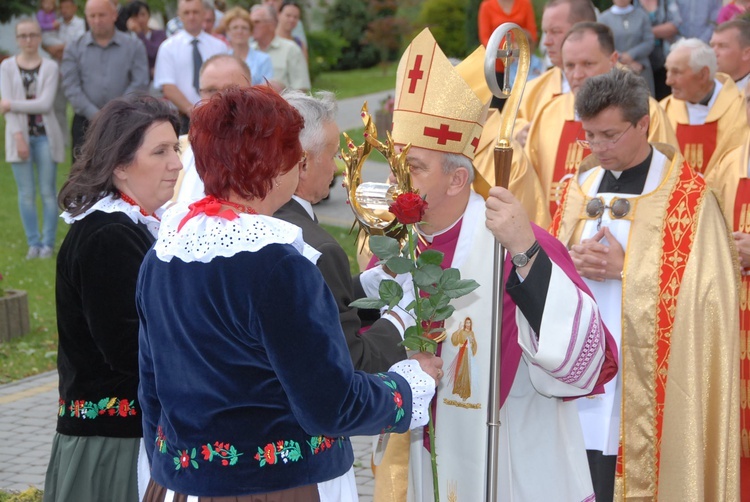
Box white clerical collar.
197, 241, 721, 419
736, 72, 750, 93
686, 79, 722, 124
292, 195, 315, 220
610, 5, 634, 14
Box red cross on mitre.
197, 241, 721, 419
407, 54, 425, 94
471, 137, 480, 152
424, 123, 463, 145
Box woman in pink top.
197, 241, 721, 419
717, 0, 750, 24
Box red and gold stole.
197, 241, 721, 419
735, 179, 750, 463
675, 122, 718, 175
550, 121, 590, 215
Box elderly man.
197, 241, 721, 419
153, 0, 228, 134
514, 0, 597, 146
372, 28, 616, 502
173, 54, 251, 204
250, 4, 310, 91
661, 37, 747, 177
61, 0, 149, 162
706, 77, 750, 501
711, 19, 750, 94
274, 90, 409, 372
550, 68, 739, 501
525, 22, 676, 216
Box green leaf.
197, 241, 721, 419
369, 235, 400, 260
416, 336, 438, 353
432, 305, 456, 322
403, 325, 419, 340
230, 456, 238, 466
428, 292, 450, 310
420, 283, 439, 295
349, 298, 387, 310
191, 459, 199, 469
379, 280, 403, 308
438, 268, 460, 288
413, 264, 442, 288
400, 337, 423, 351
416, 249, 444, 267
443, 279, 480, 298
385, 256, 415, 274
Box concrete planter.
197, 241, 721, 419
0, 289, 31, 343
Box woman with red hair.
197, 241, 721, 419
137, 86, 443, 501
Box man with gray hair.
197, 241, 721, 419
551, 67, 739, 501
274, 90, 409, 373
662, 37, 747, 177
250, 4, 309, 91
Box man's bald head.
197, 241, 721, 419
85, 0, 117, 42
199, 55, 252, 99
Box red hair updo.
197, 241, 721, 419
189, 85, 305, 200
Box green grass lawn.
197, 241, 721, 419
0, 113, 71, 384
313, 63, 396, 99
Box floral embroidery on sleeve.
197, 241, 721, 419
58, 396, 137, 419
377, 373, 405, 423
307, 435, 342, 455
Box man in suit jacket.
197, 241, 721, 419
275, 90, 409, 373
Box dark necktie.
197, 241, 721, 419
191, 38, 202, 95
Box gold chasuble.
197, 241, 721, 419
515, 66, 564, 129
707, 135, 750, 495
473, 109, 551, 227
551, 144, 740, 501
526, 93, 677, 216
660, 73, 747, 178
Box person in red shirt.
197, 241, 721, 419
478, 0, 538, 110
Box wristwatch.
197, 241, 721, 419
511, 241, 540, 268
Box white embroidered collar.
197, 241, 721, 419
61, 194, 162, 238
154, 202, 321, 264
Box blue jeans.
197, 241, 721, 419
11, 135, 58, 249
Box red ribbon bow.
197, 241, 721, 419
177, 195, 239, 231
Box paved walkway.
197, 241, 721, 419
0, 90, 394, 498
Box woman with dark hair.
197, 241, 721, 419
137, 85, 442, 501
44, 95, 182, 502
276, 1, 307, 60
126, 1, 167, 80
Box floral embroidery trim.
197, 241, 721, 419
377, 373, 405, 424
307, 435, 342, 455
254, 440, 302, 466
58, 397, 137, 419
155, 426, 244, 470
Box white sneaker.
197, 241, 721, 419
39, 246, 54, 259
26, 247, 41, 259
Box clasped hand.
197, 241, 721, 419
485, 187, 536, 256
569, 227, 624, 282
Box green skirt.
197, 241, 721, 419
43, 433, 140, 502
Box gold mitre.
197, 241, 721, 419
392, 29, 489, 160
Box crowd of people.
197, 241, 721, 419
0, 0, 748, 501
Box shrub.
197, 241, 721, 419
307, 30, 348, 82
324, 0, 379, 70
418, 0, 470, 58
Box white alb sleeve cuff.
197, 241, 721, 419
389, 359, 435, 429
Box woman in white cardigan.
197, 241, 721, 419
1, 17, 64, 259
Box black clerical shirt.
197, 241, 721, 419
597, 148, 653, 195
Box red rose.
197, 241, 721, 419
389, 192, 427, 225
393, 391, 403, 408
263, 444, 277, 464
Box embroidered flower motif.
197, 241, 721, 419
58, 399, 65, 417
61, 397, 137, 419
307, 435, 339, 455
393, 391, 403, 408
201, 441, 243, 466
255, 439, 302, 467
156, 426, 168, 454
378, 374, 405, 423
174, 448, 199, 470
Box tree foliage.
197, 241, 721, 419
323, 0, 379, 70
418, 0, 470, 58
0, 0, 35, 25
